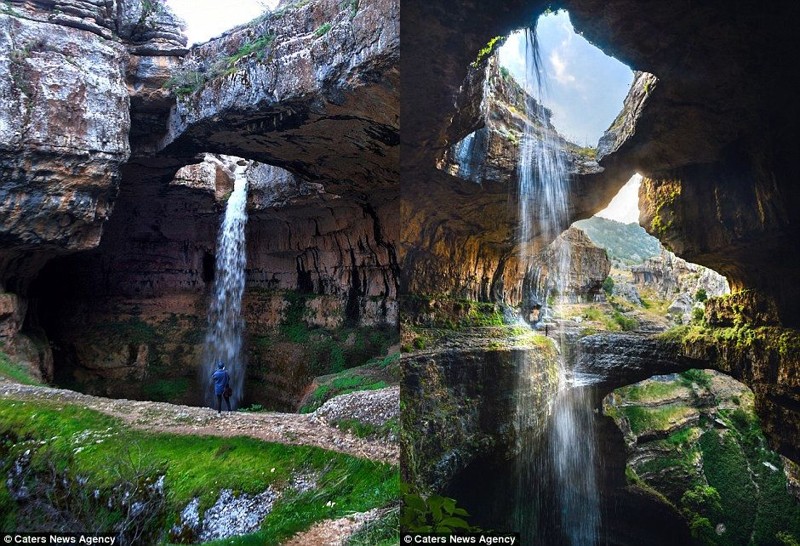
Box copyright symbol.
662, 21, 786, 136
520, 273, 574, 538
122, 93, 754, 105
403, 535, 412, 543
4, 535, 12, 543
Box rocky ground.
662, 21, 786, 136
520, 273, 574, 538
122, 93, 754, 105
0, 381, 398, 465
315, 386, 399, 428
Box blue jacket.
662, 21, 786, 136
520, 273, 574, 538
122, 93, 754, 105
212, 368, 230, 395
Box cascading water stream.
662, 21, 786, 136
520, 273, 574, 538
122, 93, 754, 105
514, 23, 601, 545
202, 163, 249, 409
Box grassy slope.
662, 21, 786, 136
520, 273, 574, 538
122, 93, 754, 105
0, 399, 398, 545
299, 352, 400, 414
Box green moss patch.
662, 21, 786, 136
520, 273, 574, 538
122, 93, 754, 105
622, 404, 696, 436
0, 350, 42, 386
607, 370, 800, 546
299, 353, 400, 414
0, 399, 398, 543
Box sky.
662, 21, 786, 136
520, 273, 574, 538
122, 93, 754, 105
165, 0, 277, 45
595, 173, 642, 224
497, 10, 634, 147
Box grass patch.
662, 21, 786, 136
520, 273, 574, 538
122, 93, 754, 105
334, 418, 399, 440
698, 429, 756, 545
0, 399, 398, 541
300, 353, 400, 413
618, 379, 684, 403
314, 22, 332, 37
0, 350, 42, 385
347, 505, 399, 545
679, 369, 711, 389
164, 31, 277, 96
622, 405, 695, 436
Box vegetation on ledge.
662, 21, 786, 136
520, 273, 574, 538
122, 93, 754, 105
0, 399, 398, 544
606, 371, 800, 546
0, 349, 42, 386
299, 353, 400, 413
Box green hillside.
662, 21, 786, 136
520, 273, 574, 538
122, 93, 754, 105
573, 216, 661, 264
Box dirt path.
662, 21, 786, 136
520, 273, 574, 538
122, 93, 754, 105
0, 382, 398, 465
281, 508, 383, 546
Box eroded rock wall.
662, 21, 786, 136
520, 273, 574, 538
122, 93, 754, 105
401, 341, 560, 491
157, 0, 399, 187
525, 227, 610, 308
0, 0, 187, 377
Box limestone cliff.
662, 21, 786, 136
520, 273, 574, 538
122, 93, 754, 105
0, 0, 399, 406
401, 330, 560, 491
0, 0, 186, 376
157, 0, 398, 187
524, 227, 610, 309
439, 57, 602, 186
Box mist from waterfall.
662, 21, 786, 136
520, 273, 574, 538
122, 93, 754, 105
514, 23, 601, 546
202, 163, 249, 409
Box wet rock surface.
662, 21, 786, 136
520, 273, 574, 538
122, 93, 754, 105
401, 327, 560, 491
576, 333, 694, 396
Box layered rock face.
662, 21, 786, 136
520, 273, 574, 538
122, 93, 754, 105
157, 0, 399, 188
0, 7, 130, 282
525, 227, 610, 308
0, 0, 186, 376
401, 334, 560, 491
0, 0, 399, 405
33, 154, 398, 408
439, 57, 602, 186
402, 53, 609, 306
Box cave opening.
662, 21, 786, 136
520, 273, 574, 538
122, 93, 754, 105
497, 9, 634, 148
23, 151, 399, 414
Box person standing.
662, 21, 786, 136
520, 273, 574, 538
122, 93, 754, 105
211, 361, 232, 414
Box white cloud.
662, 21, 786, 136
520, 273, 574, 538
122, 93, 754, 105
165, 0, 277, 45
549, 50, 576, 86
496, 10, 633, 145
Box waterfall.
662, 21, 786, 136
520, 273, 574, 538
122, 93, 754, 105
453, 131, 477, 180
518, 27, 570, 264
202, 163, 249, 409
549, 374, 601, 545
514, 23, 601, 545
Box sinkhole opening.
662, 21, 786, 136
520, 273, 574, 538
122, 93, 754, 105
497, 9, 634, 148
441, 9, 643, 187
